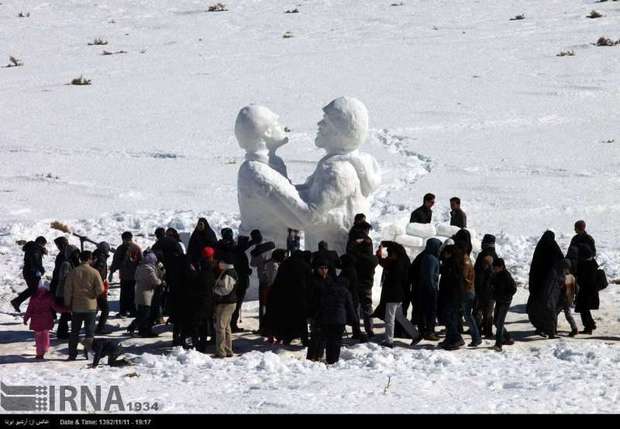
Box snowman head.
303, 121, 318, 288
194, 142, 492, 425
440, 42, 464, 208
315, 96, 368, 154
235, 105, 288, 153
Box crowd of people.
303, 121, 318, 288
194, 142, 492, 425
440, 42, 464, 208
11, 195, 609, 365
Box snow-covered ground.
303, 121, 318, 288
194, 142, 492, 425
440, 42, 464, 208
1, 0, 619, 413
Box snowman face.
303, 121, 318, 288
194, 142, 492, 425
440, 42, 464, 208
314, 113, 340, 151
264, 116, 289, 150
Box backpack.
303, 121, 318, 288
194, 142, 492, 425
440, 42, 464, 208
213, 270, 236, 296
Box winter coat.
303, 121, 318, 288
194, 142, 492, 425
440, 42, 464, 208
575, 259, 600, 312
316, 277, 358, 326
134, 262, 162, 306
450, 208, 467, 229
567, 233, 596, 263
187, 217, 218, 265
152, 236, 184, 270
55, 245, 79, 300
179, 261, 216, 328
474, 247, 497, 303
437, 254, 464, 319
49, 248, 67, 295
24, 288, 69, 331
110, 242, 142, 281
250, 242, 276, 285
213, 264, 238, 305
411, 239, 441, 324
63, 263, 104, 312
264, 253, 312, 340
349, 239, 378, 290
463, 255, 475, 294
409, 205, 432, 224
22, 241, 46, 280
216, 238, 251, 290
92, 248, 109, 282
527, 231, 564, 334
338, 256, 360, 303
491, 270, 517, 304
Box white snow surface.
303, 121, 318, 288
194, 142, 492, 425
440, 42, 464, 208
1, 0, 620, 414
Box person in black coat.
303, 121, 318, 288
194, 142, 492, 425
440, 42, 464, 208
346, 214, 371, 253
437, 243, 466, 350
409, 193, 435, 224
187, 217, 218, 266
474, 234, 498, 338
566, 220, 596, 268
265, 250, 312, 345
49, 236, 68, 296
574, 244, 600, 334
337, 254, 366, 340
527, 231, 564, 338
348, 229, 377, 337
309, 260, 362, 364
11, 236, 48, 312
311, 241, 340, 279
491, 258, 517, 351
93, 242, 111, 334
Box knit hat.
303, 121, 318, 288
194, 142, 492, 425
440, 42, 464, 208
202, 246, 215, 259
482, 234, 496, 248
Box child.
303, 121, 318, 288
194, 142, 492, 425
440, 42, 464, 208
560, 259, 579, 337
490, 258, 517, 351
24, 280, 70, 360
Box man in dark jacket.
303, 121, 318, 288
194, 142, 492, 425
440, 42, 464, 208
346, 214, 369, 253
574, 244, 600, 334
409, 193, 435, 224
109, 232, 141, 317
438, 243, 466, 350
308, 258, 362, 364
567, 220, 596, 267
491, 258, 516, 351
11, 236, 47, 312
311, 241, 340, 279
449, 197, 467, 228
474, 234, 498, 338
411, 238, 442, 340
337, 254, 368, 341
348, 231, 377, 337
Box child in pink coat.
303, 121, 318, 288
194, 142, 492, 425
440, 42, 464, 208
24, 280, 70, 360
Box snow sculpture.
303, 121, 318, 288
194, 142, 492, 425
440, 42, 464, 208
236, 105, 310, 248
235, 97, 381, 255
297, 96, 381, 254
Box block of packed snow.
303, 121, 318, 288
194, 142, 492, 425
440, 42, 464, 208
381, 223, 405, 241
436, 223, 461, 238
394, 234, 424, 249
406, 222, 436, 239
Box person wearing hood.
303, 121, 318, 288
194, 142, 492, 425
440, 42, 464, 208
574, 244, 601, 334
11, 236, 48, 313
474, 234, 498, 339
166, 228, 186, 254
374, 241, 421, 348
128, 251, 163, 337
92, 242, 111, 334
311, 241, 340, 279
527, 231, 564, 338
151, 227, 184, 323
187, 218, 218, 266
186, 246, 217, 352
249, 229, 276, 333
265, 250, 312, 345
55, 244, 80, 339
438, 242, 466, 350
24, 280, 70, 360
49, 236, 69, 296
213, 253, 239, 358
411, 238, 442, 340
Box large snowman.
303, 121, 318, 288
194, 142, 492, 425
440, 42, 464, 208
235, 97, 381, 255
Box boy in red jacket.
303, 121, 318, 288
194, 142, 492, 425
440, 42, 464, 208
24, 280, 70, 359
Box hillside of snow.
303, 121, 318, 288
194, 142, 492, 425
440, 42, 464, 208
1, 0, 619, 413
